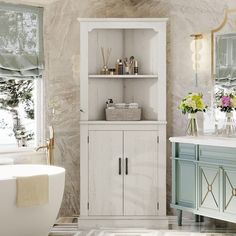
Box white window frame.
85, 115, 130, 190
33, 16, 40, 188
0, 79, 45, 152
35, 77, 45, 148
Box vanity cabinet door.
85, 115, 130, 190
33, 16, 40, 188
88, 130, 123, 216
223, 167, 236, 214
123, 131, 158, 216
175, 160, 196, 208
198, 164, 220, 211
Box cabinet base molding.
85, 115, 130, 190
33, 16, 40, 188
172, 204, 236, 224
78, 216, 175, 229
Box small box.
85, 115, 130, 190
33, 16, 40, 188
105, 108, 141, 121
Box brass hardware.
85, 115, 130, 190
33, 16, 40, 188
36, 126, 54, 165
35, 145, 48, 151
190, 33, 203, 40
232, 188, 236, 196
208, 184, 212, 192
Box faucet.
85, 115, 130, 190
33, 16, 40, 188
36, 126, 54, 165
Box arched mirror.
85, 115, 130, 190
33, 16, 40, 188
212, 9, 236, 91
211, 9, 236, 132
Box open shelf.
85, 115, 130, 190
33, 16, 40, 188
89, 74, 158, 79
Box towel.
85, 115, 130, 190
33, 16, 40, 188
16, 175, 49, 207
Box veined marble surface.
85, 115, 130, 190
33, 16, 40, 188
41, 0, 236, 216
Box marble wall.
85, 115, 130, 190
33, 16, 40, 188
43, 0, 236, 216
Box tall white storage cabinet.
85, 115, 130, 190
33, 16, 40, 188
78, 18, 168, 227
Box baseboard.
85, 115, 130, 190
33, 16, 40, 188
78, 216, 177, 229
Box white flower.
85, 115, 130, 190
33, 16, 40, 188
184, 98, 197, 110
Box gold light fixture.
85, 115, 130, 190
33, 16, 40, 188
190, 33, 203, 87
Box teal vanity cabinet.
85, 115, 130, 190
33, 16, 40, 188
170, 136, 236, 225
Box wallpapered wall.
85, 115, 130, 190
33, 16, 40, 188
42, 0, 236, 216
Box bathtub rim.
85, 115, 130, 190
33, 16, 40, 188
0, 164, 65, 180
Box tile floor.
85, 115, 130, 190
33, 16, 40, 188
48, 217, 236, 236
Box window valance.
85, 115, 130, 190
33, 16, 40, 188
0, 3, 44, 79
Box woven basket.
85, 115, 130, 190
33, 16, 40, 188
105, 108, 141, 121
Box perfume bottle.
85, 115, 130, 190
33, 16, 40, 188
118, 59, 123, 75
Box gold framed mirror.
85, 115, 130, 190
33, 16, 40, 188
211, 8, 236, 93
210, 9, 236, 135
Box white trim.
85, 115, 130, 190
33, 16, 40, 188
35, 77, 45, 147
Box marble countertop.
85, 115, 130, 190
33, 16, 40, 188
169, 136, 236, 148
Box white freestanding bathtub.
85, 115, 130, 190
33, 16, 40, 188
0, 164, 65, 236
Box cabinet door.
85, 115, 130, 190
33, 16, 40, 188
123, 131, 158, 216
198, 164, 220, 211
88, 130, 123, 216
223, 167, 236, 214
175, 160, 196, 208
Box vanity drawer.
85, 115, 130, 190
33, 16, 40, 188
199, 145, 236, 164
176, 143, 196, 160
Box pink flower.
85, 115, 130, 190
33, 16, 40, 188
221, 95, 231, 107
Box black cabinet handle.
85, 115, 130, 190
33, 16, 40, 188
125, 158, 128, 175
119, 158, 121, 175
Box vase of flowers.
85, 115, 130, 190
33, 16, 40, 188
216, 92, 236, 136
178, 93, 207, 136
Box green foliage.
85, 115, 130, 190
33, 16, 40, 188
0, 79, 34, 117
0, 78, 34, 145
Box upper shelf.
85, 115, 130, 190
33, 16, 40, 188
88, 74, 158, 79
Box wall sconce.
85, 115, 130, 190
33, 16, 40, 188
190, 33, 203, 87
